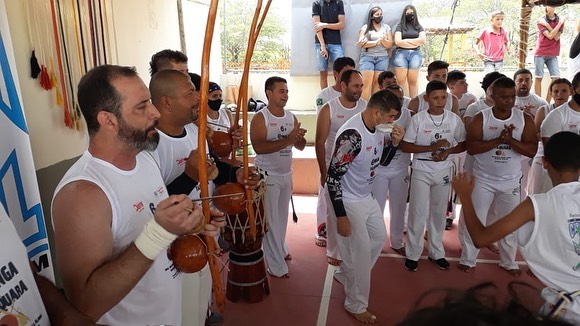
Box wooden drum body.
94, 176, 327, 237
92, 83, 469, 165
222, 186, 270, 303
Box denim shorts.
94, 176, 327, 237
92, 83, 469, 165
484, 60, 503, 74
315, 43, 344, 71
359, 53, 389, 72
534, 56, 560, 78
392, 48, 423, 70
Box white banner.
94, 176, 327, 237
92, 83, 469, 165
0, 0, 55, 281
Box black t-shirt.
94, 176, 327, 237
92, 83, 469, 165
312, 0, 344, 45
395, 23, 425, 50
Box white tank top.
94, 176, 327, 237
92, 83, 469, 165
519, 182, 580, 312
383, 107, 412, 169
254, 108, 295, 176
464, 99, 492, 118
416, 91, 453, 112
0, 208, 49, 325
515, 93, 548, 118
403, 109, 466, 173
324, 97, 366, 167
150, 123, 210, 200
207, 108, 231, 132
336, 113, 384, 200
53, 151, 182, 326
535, 104, 555, 158
316, 86, 341, 113
473, 108, 525, 182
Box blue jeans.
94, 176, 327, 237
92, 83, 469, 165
534, 56, 560, 78
359, 53, 389, 72
392, 48, 423, 69
315, 43, 344, 71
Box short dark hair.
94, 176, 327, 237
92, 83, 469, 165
149, 49, 188, 76
513, 68, 533, 81
572, 72, 580, 89
77, 65, 138, 135
378, 71, 396, 86
544, 131, 580, 173
150, 69, 188, 106
189, 72, 201, 91
427, 60, 449, 76
264, 76, 287, 96
333, 57, 356, 73
426, 80, 447, 95
491, 77, 516, 92
368, 89, 401, 113
481, 71, 506, 91
340, 69, 362, 85
446, 70, 466, 86
548, 78, 572, 93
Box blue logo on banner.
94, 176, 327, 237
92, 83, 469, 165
0, 150, 48, 259
0, 30, 28, 134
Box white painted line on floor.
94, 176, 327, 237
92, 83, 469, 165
379, 253, 528, 265
317, 264, 339, 326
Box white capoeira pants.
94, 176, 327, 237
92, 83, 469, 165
327, 193, 386, 314
526, 154, 553, 195
322, 183, 342, 261
406, 168, 450, 261
459, 178, 520, 269
372, 165, 409, 250
520, 157, 533, 201
182, 263, 212, 326
263, 174, 292, 277
316, 183, 327, 241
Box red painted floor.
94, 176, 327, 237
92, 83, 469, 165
214, 196, 544, 326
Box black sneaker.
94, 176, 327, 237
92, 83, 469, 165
445, 218, 453, 230
429, 257, 450, 270
404, 259, 418, 272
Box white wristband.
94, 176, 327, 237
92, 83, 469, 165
134, 218, 178, 260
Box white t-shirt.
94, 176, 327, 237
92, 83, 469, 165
380, 107, 412, 170
464, 99, 492, 118
518, 181, 580, 322
403, 109, 466, 173
316, 86, 341, 113
457, 92, 478, 117
472, 108, 525, 183
53, 151, 182, 326
207, 108, 231, 132
541, 102, 580, 137
254, 108, 296, 176
323, 97, 366, 166
0, 207, 49, 326
515, 93, 549, 118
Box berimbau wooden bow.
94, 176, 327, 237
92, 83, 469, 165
198, 0, 225, 313
233, 0, 272, 240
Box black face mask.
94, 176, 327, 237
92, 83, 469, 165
405, 13, 415, 22
208, 99, 223, 111
372, 15, 383, 24
574, 93, 580, 106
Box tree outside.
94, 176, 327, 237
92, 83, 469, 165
221, 0, 290, 72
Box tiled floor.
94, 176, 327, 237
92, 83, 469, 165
215, 196, 543, 326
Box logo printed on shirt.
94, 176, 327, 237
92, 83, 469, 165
488, 126, 498, 130
569, 124, 578, 130
269, 123, 277, 127
176, 157, 187, 165
365, 145, 373, 151
153, 186, 165, 198
423, 129, 432, 134
337, 114, 345, 119
133, 201, 145, 213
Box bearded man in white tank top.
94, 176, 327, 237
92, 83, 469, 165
459, 77, 538, 275
326, 90, 402, 324
250, 77, 307, 278
148, 70, 259, 325
51, 65, 205, 325
454, 131, 580, 324
315, 69, 366, 266
402, 80, 466, 272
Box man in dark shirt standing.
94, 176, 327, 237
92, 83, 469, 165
312, 0, 345, 89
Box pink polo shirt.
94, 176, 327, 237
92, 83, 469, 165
478, 27, 508, 62
535, 15, 563, 57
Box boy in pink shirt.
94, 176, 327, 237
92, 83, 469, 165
474, 10, 509, 74
534, 6, 565, 101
